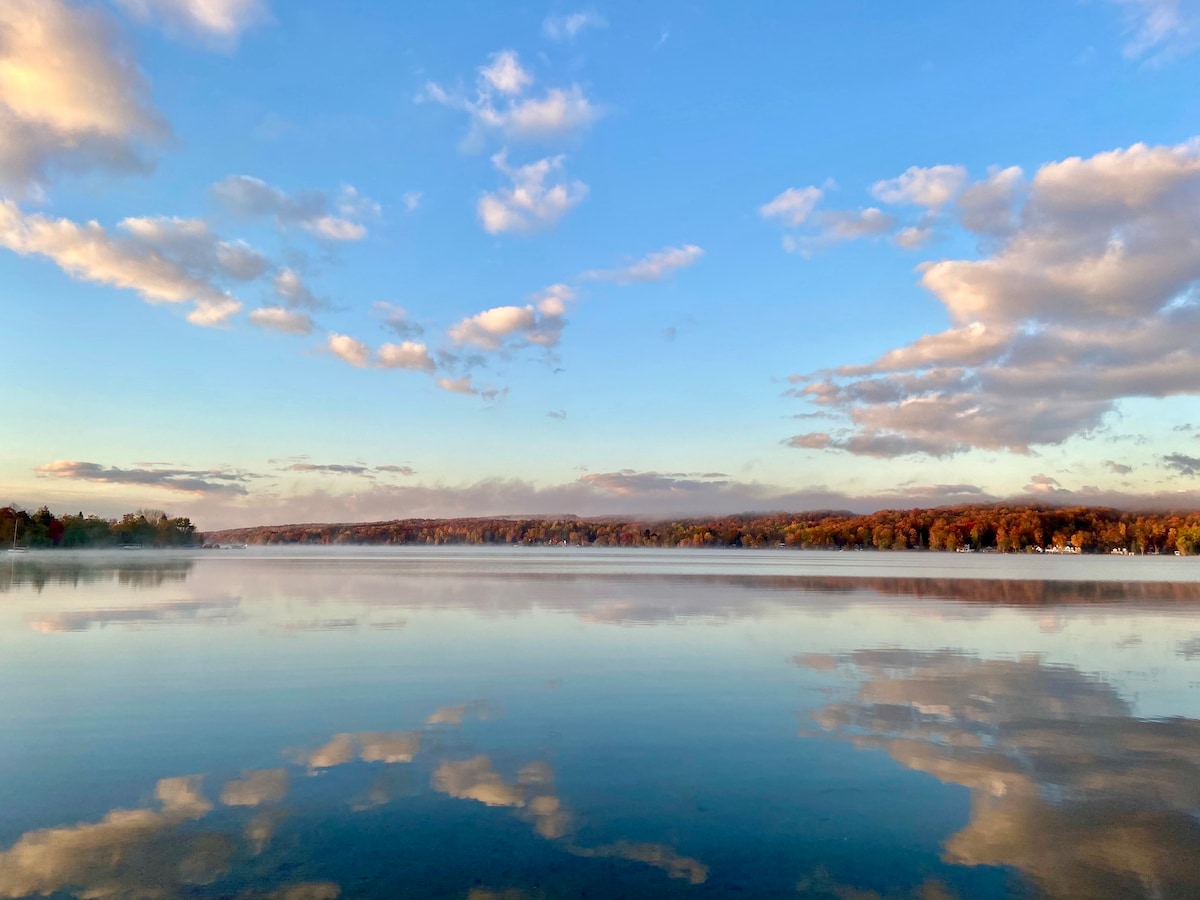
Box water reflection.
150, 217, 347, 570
810, 650, 1200, 899
4, 552, 1200, 898
1, 557, 194, 593
11, 552, 1200, 635
0, 697, 711, 899
0, 776, 232, 899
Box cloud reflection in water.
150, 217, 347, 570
810, 649, 1200, 899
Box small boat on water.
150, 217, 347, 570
7, 519, 26, 553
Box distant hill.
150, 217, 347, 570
201, 503, 1200, 554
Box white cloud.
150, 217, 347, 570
478, 50, 533, 95
436, 376, 478, 395
210, 176, 377, 241
377, 341, 436, 372
759, 186, 824, 225
477, 152, 587, 234
584, 245, 704, 283
503, 86, 598, 139
421, 50, 600, 144
328, 333, 370, 368
403, 191, 422, 212
872, 164, 968, 209
788, 139, 1200, 456
894, 225, 932, 248
533, 282, 575, 317
273, 268, 325, 309
0, 201, 247, 326
248, 306, 314, 335
116, 0, 270, 46
542, 10, 607, 41
1108, 0, 1198, 62
448, 306, 536, 350
0, 0, 167, 193
818, 207, 896, 241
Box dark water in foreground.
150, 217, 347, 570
3, 547, 1200, 900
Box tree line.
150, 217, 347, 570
204, 503, 1200, 555
2, 506, 197, 548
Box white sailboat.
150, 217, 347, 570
8, 516, 27, 553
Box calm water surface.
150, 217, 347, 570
3, 547, 1200, 899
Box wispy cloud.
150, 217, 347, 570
210, 175, 378, 241
584, 245, 704, 283
36, 460, 253, 495
1107, 0, 1198, 62
542, 10, 607, 41
248, 306, 314, 335
116, 0, 271, 47
421, 50, 601, 145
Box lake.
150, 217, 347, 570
2, 547, 1200, 899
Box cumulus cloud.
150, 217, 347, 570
211, 176, 378, 241
0, 202, 258, 325
36, 460, 251, 495
477, 152, 587, 234
249, 306, 314, 335
788, 139, 1200, 456
116, 0, 270, 46
542, 10, 607, 41
421, 50, 600, 144
872, 164, 968, 210
377, 340, 436, 372
327, 333, 370, 368
583, 245, 704, 283
448, 284, 571, 352
760, 185, 824, 226
957, 165, 1024, 235
0, 0, 168, 194
478, 50, 533, 95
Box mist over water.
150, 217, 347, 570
3, 548, 1200, 899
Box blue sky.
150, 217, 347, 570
3, 0, 1200, 527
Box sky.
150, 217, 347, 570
3, 0, 1200, 528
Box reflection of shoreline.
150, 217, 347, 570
809, 649, 1200, 899
15, 557, 1200, 634
1, 557, 195, 593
